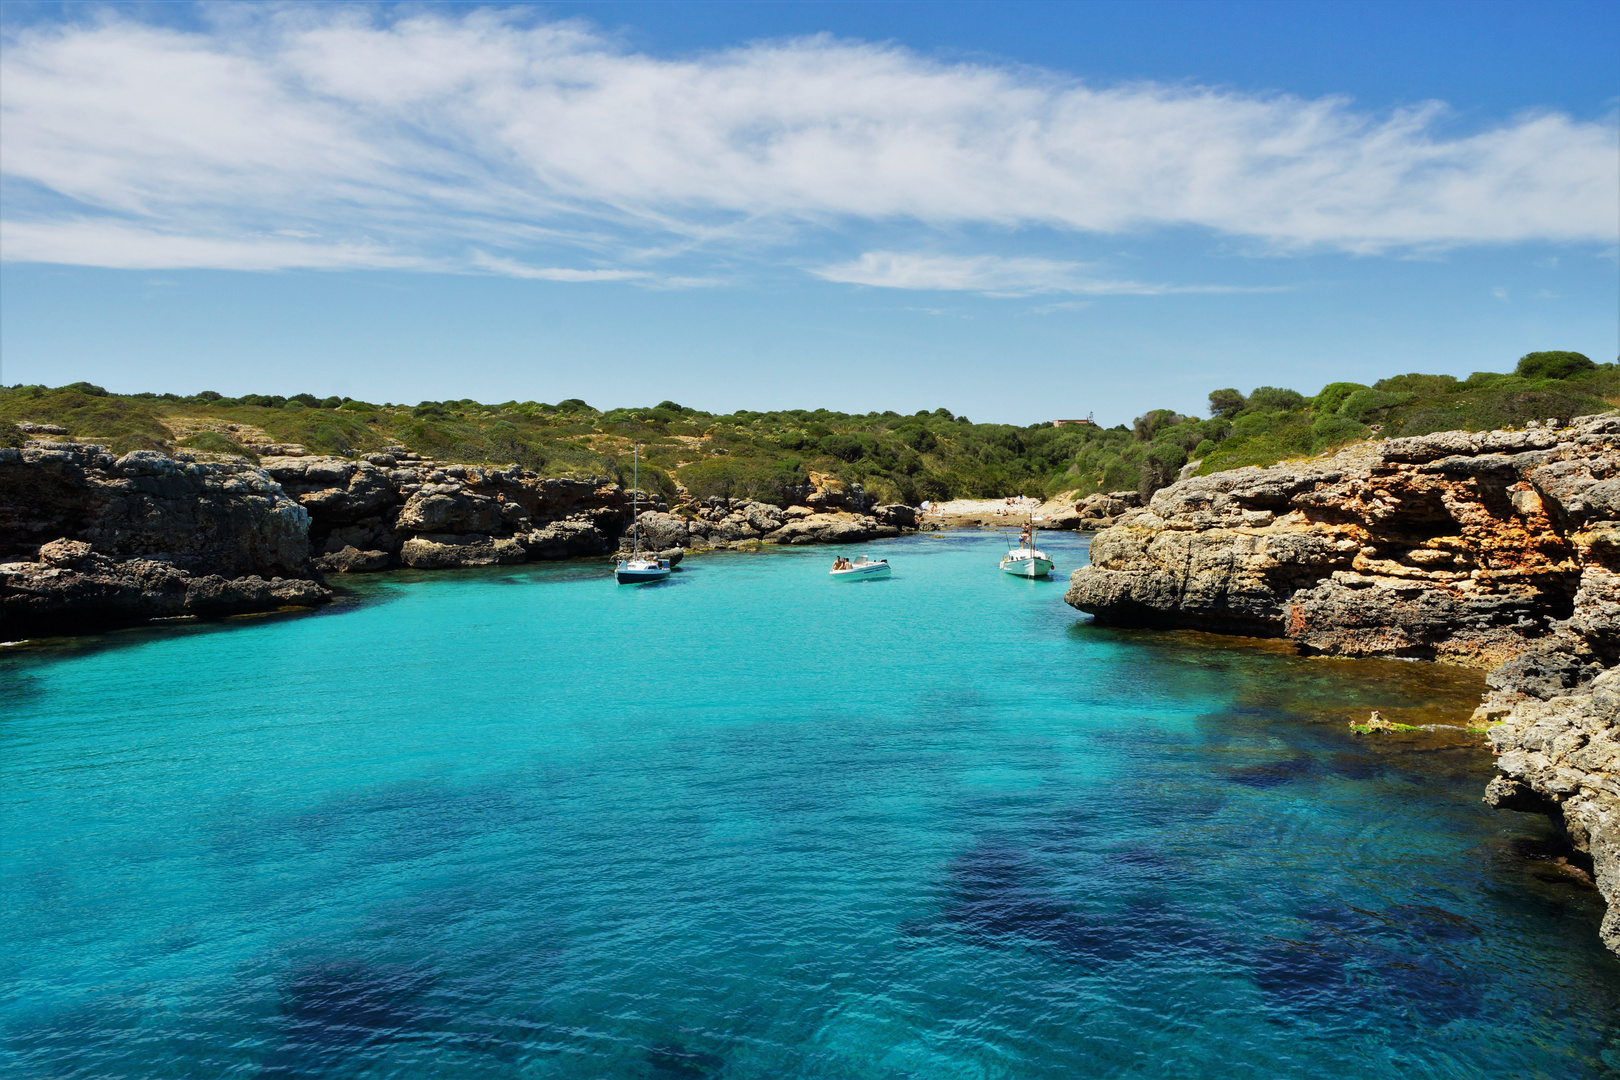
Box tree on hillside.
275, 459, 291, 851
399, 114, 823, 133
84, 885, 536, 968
1208, 388, 1247, 418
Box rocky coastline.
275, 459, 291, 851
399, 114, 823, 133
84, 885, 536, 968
0, 439, 918, 637
1065, 412, 1620, 956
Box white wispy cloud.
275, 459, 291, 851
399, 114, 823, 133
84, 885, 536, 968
470, 253, 647, 282
1, 7, 1614, 276
813, 252, 1278, 296
0, 219, 429, 271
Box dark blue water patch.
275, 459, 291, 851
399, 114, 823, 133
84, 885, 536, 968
898, 842, 1127, 965
278, 959, 436, 1047
1251, 901, 1488, 1028
1222, 756, 1317, 788
916, 841, 1241, 974
645, 1041, 727, 1077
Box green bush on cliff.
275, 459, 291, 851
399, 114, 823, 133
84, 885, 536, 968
0, 386, 172, 452
178, 430, 260, 462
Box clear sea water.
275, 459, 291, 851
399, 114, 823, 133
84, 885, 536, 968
3, 530, 1617, 1079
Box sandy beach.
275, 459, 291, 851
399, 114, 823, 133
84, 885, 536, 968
922, 493, 1078, 527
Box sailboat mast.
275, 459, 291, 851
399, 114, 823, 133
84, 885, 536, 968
632, 443, 640, 556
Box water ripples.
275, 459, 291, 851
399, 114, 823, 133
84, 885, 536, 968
3, 533, 1618, 1077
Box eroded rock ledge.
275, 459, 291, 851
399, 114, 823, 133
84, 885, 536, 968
1, 440, 918, 635
1065, 412, 1620, 955
1, 443, 328, 634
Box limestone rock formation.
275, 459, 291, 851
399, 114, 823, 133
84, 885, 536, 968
1074, 491, 1142, 531
1066, 412, 1620, 955
671, 496, 906, 549
314, 546, 391, 573
1, 443, 312, 577
1483, 659, 1619, 956
1065, 414, 1620, 666
1, 441, 916, 631
0, 441, 325, 633
0, 544, 327, 632
400, 534, 526, 569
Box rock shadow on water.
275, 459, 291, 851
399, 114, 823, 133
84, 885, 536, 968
1221, 756, 1317, 789
901, 841, 1232, 969
644, 1041, 726, 1078
259, 959, 438, 1075
1251, 900, 1486, 1028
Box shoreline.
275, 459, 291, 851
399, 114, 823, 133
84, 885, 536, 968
1063, 412, 1620, 957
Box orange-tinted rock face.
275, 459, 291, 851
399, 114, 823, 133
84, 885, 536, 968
1067, 412, 1620, 956
1066, 414, 1620, 669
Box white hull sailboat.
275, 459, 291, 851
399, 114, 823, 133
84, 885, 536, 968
615, 443, 671, 585
999, 547, 1054, 578
1000, 513, 1054, 578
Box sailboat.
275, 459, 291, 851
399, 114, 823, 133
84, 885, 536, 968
615, 443, 672, 584
999, 511, 1055, 578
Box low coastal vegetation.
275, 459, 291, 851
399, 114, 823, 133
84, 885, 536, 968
3, 351, 1614, 506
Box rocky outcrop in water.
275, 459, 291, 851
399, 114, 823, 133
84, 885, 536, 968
265, 449, 916, 571
1065, 414, 1619, 667
1065, 413, 1620, 955
0, 434, 919, 633
0, 442, 326, 633
1482, 650, 1619, 956
3, 538, 327, 631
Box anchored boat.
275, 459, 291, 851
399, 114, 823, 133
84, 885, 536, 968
999, 515, 1054, 578
615, 443, 672, 585
830, 556, 891, 581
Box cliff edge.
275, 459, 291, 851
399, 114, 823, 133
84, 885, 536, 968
1066, 412, 1620, 955
0, 442, 327, 634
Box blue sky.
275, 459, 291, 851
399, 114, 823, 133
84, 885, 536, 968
1, 1, 1615, 424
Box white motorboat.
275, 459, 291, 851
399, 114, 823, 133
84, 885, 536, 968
830, 556, 891, 580
615, 443, 672, 584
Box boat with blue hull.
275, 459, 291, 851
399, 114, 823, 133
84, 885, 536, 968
615, 443, 671, 584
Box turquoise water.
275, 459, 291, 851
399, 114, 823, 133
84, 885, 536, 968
3, 530, 1617, 1079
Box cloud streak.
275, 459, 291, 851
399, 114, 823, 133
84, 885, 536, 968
1, 7, 1614, 275
812, 252, 1279, 296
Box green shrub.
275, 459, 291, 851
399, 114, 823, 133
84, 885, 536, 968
1338, 388, 1414, 423
818, 434, 864, 461
1373, 373, 1457, 396
1309, 413, 1366, 449
1248, 386, 1306, 411
680, 457, 808, 505
1313, 382, 1369, 414
179, 430, 259, 462
1516, 350, 1595, 380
